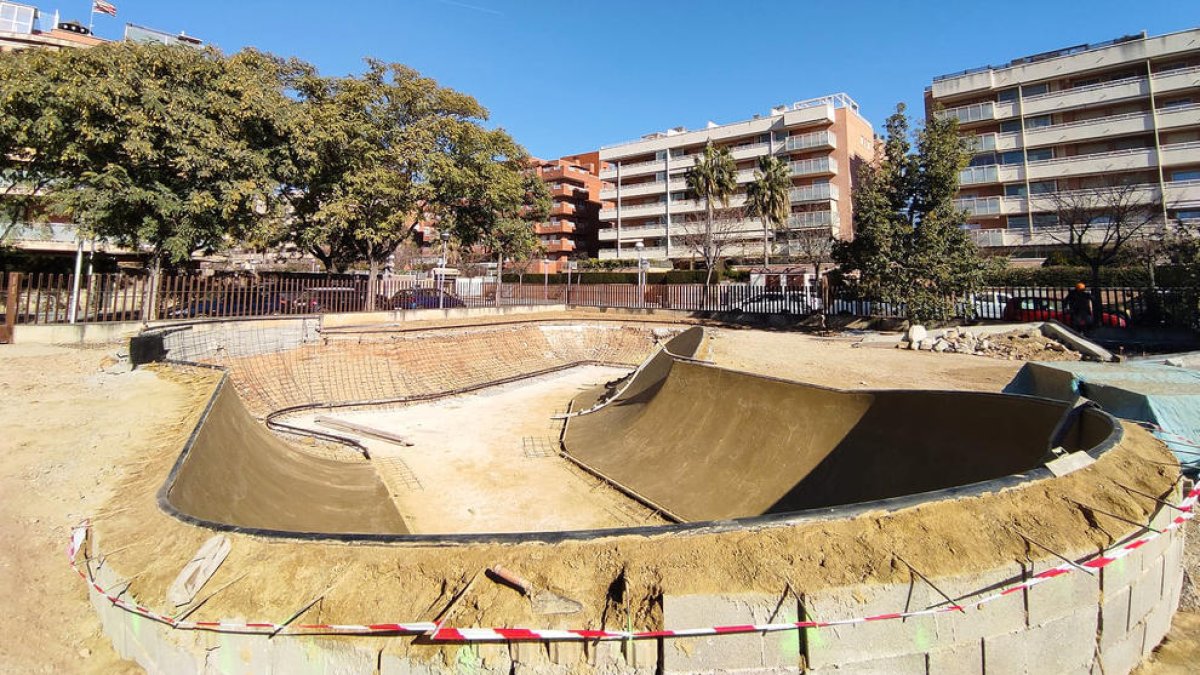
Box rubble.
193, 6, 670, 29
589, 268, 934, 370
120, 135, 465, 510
899, 329, 1082, 362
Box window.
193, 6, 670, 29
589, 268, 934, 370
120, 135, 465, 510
1022, 83, 1050, 97
670, 192, 689, 202
1033, 214, 1060, 228
1071, 78, 1101, 88
1162, 98, 1194, 110
1000, 150, 1024, 165
1026, 148, 1054, 162
1000, 120, 1022, 133
1030, 180, 1057, 194
1026, 114, 1052, 129
670, 148, 689, 159
655, 150, 667, 161
1005, 184, 1027, 197
969, 153, 995, 167
1007, 216, 1029, 229
1175, 210, 1200, 221
1171, 170, 1200, 182
997, 88, 1018, 102
0, 2, 36, 33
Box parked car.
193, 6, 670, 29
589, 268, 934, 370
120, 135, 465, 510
167, 287, 290, 318
731, 291, 818, 315
293, 287, 367, 313
1001, 296, 1127, 328
958, 291, 1013, 321
385, 288, 466, 310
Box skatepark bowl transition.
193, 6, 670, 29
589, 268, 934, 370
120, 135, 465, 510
74, 314, 1189, 674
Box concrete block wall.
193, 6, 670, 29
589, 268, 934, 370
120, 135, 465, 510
84, 500, 1186, 674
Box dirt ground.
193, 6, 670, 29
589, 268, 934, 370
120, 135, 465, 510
285, 365, 663, 534
1, 323, 1195, 673
0, 343, 216, 673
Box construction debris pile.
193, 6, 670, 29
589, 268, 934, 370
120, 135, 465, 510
902, 326, 1082, 362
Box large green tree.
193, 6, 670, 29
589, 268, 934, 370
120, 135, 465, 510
0, 42, 295, 316
684, 142, 738, 286
745, 155, 792, 266
285, 60, 548, 308
834, 103, 986, 322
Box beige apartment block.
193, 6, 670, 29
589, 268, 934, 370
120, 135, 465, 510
926, 28, 1200, 251
597, 94, 874, 263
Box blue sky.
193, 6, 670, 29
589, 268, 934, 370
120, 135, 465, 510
67, 0, 1198, 158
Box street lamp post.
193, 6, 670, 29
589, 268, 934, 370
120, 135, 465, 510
543, 258, 550, 303
438, 231, 450, 310
635, 241, 645, 307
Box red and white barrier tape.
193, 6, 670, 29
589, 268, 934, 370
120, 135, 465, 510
69, 484, 1197, 642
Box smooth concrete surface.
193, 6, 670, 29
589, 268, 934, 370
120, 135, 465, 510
12, 320, 144, 344
565, 353, 1117, 521
320, 304, 571, 328
165, 380, 407, 535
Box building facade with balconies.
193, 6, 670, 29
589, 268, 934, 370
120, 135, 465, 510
531, 152, 606, 272
926, 28, 1200, 253
595, 93, 874, 263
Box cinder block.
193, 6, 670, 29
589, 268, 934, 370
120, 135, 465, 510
931, 566, 1029, 646
802, 582, 937, 668
621, 637, 658, 673
1100, 548, 1144, 594
1097, 621, 1145, 675
983, 610, 1095, 675
1163, 531, 1186, 614
1141, 595, 1176, 658
812, 652, 927, 674
1025, 559, 1100, 626
548, 641, 584, 667
268, 637, 378, 674
662, 593, 800, 672
926, 639, 983, 675
1098, 586, 1132, 650
1128, 555, 1166, 629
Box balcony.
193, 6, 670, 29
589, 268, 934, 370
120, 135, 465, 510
536, 220, 576, 236
787, 210, 839, 229
1023, 110, 1154, 148
1026, 147, 1156, 181
1152, 64, 1200, 95
790, 157, 837, 177
599, 246, 667, 260
539, 165, 594, 183
784, 131, 836, 152
598, 222, 668, 241
545, 239, 576, 254
1021, 76, 1149, 116
599, 200, 667, 220
1160, 141, 1200, 167
1165, 179, 1200, 206
940, 102, 994, 125
550, 202, 577, 217
968, 134, 997, 153
1159, 102, 1200, 130
960, 165, 999, 185
955, 196, 1002, 217
968, 225, 1124, 248
790, 183, 839, 203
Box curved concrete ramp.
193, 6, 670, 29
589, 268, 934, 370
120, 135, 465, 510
163, 381, 407, 535
564, 357, 1116, 523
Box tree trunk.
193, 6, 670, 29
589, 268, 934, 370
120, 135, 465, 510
704, 201, 715, 289
763, 220, 770, 268
144, 254, 162, 322
366, 255, 379, 312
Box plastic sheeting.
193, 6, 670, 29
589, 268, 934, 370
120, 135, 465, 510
1005, 357, 1200, 475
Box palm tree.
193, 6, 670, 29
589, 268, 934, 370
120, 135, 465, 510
746, 155, 792, 266
684, 142, 737, 286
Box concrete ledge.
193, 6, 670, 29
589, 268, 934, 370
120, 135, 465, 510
12, 320, 144, 345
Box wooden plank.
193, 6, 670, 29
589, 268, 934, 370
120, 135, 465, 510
314, 415, 415, 447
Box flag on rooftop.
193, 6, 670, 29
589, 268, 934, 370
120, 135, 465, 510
92, 1, 117, 17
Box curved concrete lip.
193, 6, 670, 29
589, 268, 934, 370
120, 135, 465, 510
148, 322, 1124, 547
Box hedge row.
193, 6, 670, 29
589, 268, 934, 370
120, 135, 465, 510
501, 269, 747, 284
982, 265, 1196, 287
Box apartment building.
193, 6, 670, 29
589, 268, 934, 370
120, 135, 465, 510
532, 152, 606, 273
927, 28, 1200, 252
596, 94, 874, 264
0, 2, 103, 51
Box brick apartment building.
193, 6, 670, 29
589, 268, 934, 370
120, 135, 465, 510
926, 28, 1200, 254
595, 93, 874, 265
531, 152, 606, 273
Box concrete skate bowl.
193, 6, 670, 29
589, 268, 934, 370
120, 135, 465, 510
146, 317, 1129, 542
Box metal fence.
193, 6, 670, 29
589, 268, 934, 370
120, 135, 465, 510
2, 272, 1197, 331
